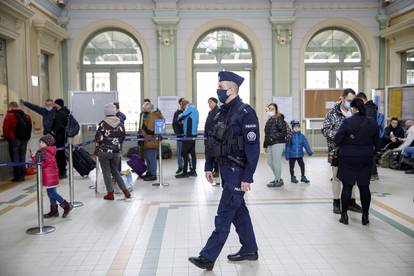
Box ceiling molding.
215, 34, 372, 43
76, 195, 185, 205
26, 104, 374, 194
380, 16, 414, 38
0, 0, 35, 20
33, 17, 68, 41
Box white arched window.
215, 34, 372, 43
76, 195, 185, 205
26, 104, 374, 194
193, 29, 254, 129
81, 30, 143, 131
305, 29, 363, 92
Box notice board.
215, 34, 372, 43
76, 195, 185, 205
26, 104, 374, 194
304, 89, 342, 119
386, 85, 414, 120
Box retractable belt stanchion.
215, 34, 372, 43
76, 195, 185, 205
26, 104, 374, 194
94, 156, 99, 193
26, 152, 55, 235
68, 142, 83, 207
152, 136, 169, 187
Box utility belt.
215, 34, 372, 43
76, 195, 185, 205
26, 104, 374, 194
217, 156, 246, 168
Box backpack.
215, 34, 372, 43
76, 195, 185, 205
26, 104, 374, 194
379, 149, 393, 168
66, 113, 80, 137
14, 112, 32, 140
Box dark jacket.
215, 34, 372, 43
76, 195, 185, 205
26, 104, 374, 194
23, 101, 55, 134
95, 116, 126, 154
383, 125, 405, 145
2, 109, 32, 141
204, 106, 219, 136
51, 107, 70, 147
172, 109, 184, 137
285, 132, 313, 160
365, 100, 378, 119
263, 115, 287, 148
334, 113, 380, 158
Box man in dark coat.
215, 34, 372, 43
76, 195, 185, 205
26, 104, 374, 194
204, 97, 220, 177
172, 98, 184, 174
51, 99, 70, 179
20, 98, 55, 134
356, 92, 379, 180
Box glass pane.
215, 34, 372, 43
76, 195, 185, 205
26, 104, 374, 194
407, 70, 414, 84
336, 70, 359, 92
86, 72, 110, 91
196, 71, 250, 130
40, 53, 50, 100
82, 31, 142, 65
194, 30, 252, 65
306, 71, 329, 88
305, 29, 361, 63
117, 72, 141, 131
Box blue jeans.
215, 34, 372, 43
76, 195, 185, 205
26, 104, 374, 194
144, 148, 157, 176
47, 187, 64, 205
176, 141, 184, 170
403, 147, 414, 158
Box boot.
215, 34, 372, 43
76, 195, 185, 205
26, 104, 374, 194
60, 201, 73, 218
104, 191, 115, 200
291, 176, 298, 183
43, 204, 59, 218
333, 199, 341, 214
362, 213, 369, 225
349, 198, 363, 213
301, 176, 310, 183
122, 189, 131, 199
339, 212, 349, 225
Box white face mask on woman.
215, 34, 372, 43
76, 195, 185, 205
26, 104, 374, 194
266, 111, 275, 119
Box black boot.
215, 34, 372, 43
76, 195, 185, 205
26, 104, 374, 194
188, 256, 214, 270
333, 199, 341, 214
362, 213, 369, 225
349, 198, 363, 213
43, 204, 59, 218
60, 200, 73, 218
339, 212, 349, 225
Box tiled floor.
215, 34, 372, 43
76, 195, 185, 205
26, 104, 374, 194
0, 156, 413, 276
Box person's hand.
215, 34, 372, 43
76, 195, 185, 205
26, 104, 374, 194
205, 171, 214, 184
241, 182, 251, 192
391, 137, 397, 143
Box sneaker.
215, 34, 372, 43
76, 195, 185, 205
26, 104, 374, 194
291, 176, 298, 184
176, 168, 183, 174
143, 175, 157, 181
189, 170, 197, 177
267, 179, 284, 188
175, 172, 189, 178
301, 176, 310, 183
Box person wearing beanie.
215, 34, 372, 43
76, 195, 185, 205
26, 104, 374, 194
51, 98, 70, 178
33, 134, 72, 218
285, 120, 313, 184
95, 103, 129, 200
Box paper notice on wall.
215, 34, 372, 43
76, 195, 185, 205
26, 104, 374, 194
158, 96, 178, 124
273, 96, 293, 122
389, 88, 402, 118
31, 76, 38, 87
325, 101, 336, 109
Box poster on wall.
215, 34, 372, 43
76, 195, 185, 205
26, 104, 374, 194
273, 96, 293, 123
158, 96, 178, 124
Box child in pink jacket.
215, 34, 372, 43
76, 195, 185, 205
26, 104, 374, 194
32, 134, 72, 218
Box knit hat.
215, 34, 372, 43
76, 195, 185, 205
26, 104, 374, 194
54, 98, 64, 107
290, 120, 300, 127
40, 134, 55, 146
104, 103, 116, 116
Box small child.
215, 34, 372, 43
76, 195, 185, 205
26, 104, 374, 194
32, 134, 72, 218
285, 120, 313, 183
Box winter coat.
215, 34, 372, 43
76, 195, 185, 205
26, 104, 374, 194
2, 109, 32, 141
95, 116, 126, 154
32, 146, 59, 188
321, 103, 347, 153
204, 106, 219, 136
140, 110, 163, 149
116, 111, 127, 125
365, 100, 378, 119
178, 104, 199, 137
285, 132, 313, 160
383, 125, 405, 146
22, 101, 55, 134
172, 109, 184, 137
51, 107, 70, 147
263, 115, 288, 148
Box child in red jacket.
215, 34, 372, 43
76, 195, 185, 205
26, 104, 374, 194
32, 134, 72, 218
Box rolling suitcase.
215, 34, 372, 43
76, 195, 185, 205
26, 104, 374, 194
71, 147, 96, 177
127, 154, 147, 177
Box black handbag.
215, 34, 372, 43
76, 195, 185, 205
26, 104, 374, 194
328, 149, 339, 167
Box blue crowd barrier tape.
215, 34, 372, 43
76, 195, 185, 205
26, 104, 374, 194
0, 161, 34, 167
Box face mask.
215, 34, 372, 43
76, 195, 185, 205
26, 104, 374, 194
267, 111, 275, 117
217, 89, 229, 104
343, 101, 351, 110
46, 107, 53, 111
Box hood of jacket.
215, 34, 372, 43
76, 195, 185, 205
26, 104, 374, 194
103, 116, 121, 128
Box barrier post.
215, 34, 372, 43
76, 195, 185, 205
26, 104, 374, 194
152, 136, 169, 186
68, 143, 83, 207
94, 156, 99, 193
26, 152, 55, 235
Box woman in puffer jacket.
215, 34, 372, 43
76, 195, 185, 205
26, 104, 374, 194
32, 134, 72, 218
263, 103, 289, 187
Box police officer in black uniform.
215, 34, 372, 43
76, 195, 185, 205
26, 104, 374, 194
189, 71, 260, 271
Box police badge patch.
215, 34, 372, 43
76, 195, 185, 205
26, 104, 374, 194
247, 131, 256, 142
